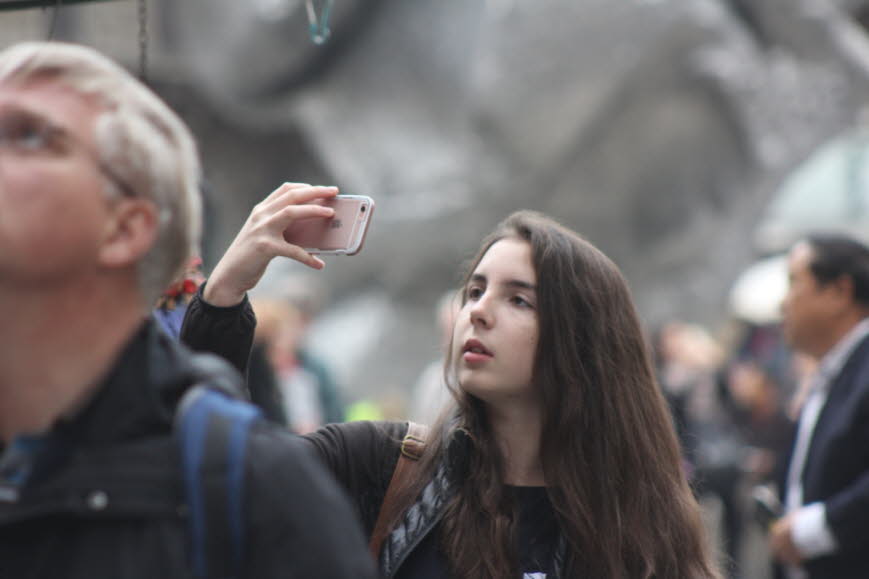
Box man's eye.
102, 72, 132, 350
1, 117, 51, 152
15, 128, 47, 151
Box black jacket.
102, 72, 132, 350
779, 334, 869, 579
0, 320, 376, 579
182, 291, 566, 578
306, 420, 451, 578
303, 420, 569, 579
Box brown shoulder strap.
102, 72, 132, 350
368, 421, 429, 561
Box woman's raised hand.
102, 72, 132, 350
203, 183, 338, 306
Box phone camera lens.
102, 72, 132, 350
360, 206, 367, 212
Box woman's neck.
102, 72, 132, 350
486, 402, 545, 486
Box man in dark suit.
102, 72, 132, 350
770, 234, 869, 579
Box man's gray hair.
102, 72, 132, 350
0, 41, 202, 307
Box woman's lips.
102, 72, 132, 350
462, 338, 493, 364
462, 351, 491, 364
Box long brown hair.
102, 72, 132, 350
387, 211, 719, 578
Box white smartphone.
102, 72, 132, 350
283, 195, 375, 255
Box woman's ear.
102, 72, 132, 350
98, 199, 159, 268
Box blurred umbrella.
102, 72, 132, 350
729, 253, 788, 324
755, 128, 869, 254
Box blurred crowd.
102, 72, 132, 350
654, 320, 804, 578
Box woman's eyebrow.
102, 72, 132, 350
504, 280, 536, 291
470, 273, 535, 291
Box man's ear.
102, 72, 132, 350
829, 275, 856, 308
98, 199, 159, 268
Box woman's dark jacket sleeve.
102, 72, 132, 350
180, 284, 256, 375
179, 287, 408, 532
303, 421, 407, 535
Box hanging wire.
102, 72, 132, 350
137, 0, 148, 82
45, 0, 62, 40
305, 0, 333, 44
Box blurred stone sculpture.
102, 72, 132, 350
146, 0, 869, 397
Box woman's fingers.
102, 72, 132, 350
285, 184, 339, 206
261, 184, 338, 214
277, 245, 327, 270
203, 183, 339, 304
261, 182, 311, 204
273, 203, 335, 234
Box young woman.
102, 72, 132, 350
182, 183, 720, 579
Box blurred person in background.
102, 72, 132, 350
0, 42, 375, 579
655, 321, 796, 578
653, 321, 724, 465
718, 358, 794, 578
249, 297, 344, 432
183, 191, 721, 578
770, 234, 869, 579
153, 255, 205, 339
246, 297, 291, 423
653, 321, 749, 576
724, 360, 793, 486
408, 289, 460, 424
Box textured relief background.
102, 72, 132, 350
3, 0, 868, 403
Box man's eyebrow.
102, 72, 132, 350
468, 273, 536, 291
0, 103, 31, 116
0, 104, 60, 127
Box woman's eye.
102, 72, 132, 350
467, 287, 483, 300
512, 295, 533, 308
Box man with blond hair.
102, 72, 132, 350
0, 42, 375, 579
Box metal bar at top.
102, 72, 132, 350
0, 0, 117, 11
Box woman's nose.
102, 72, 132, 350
469, 297, 492, 328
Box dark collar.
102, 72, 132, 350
62, 320, 195, 444
19, 321, 195, 484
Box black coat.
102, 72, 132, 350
781, 334, 869, 579
0, 321, 376, 579
304, 420, 450, 578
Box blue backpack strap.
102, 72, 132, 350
176, 385, 262, 579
